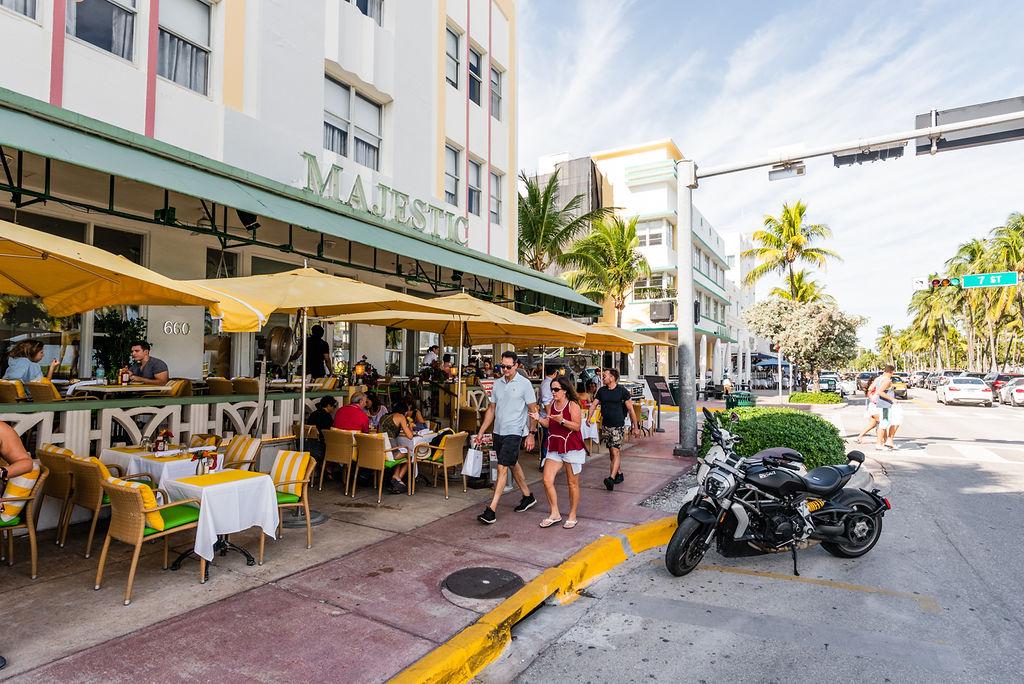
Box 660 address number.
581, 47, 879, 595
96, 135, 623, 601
162, 321, 191, 336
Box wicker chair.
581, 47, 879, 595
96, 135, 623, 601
205, 377, 234, 396
321, 429, 358, 494
188, 433, 222, 449
222, 435, 261, 471
353, 432, 408, 503
0, 466, 49, 579
231, 377, 260, 395
64, 458, 154, 557
36, 445, 76, 547
95, 479, 203, 605
26, 380, 96, 403
413, 432, 468, 499
144, 379, 192, 398
273, 456, 316, 549
0, 380, 28, 403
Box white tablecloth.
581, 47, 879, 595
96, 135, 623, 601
101, 447, 214, 485
163, 470, 279, 561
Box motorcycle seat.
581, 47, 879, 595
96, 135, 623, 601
801, 464, 857, 495
754, 446, 805, 463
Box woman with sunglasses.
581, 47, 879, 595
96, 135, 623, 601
530, 379, 585, 529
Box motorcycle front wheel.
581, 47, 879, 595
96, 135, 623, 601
665, 516, 712, 577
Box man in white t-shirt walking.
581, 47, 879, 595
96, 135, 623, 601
476, 351, 538, 524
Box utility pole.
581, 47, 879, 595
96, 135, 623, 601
674, 160, 698, 456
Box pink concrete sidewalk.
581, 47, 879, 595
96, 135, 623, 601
14, 426, 692, 683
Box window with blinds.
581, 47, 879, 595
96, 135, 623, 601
157, 0, 210, 95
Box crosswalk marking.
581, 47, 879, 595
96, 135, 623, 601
949, 443, 1009, 463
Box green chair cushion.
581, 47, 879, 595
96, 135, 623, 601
102, 494, 110, 504
0, 516, 21, 528
384, 458, 407, 468
276, 491, 301, 504
144, 504, 200, 536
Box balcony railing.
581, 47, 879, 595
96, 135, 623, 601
633, 287, 676, 301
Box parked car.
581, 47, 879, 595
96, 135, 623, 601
959, 371, 987, 381
937, 376, 993, 406
890, 374, 909, 399
925, 372, 942, 390
986, 373, 1024, 401
856, 372, 878, 394
998, 377, 1024, 406
911, 371, 930, 387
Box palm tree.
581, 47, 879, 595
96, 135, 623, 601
560, 215, 651, 326
517, 170, 612, 273
768, 270, 833, 303
908, 279, 956, 368
946, 238, 999, 370
990, 212, 1024, 333
876, 325, 898, 367
742, 200, 841, 298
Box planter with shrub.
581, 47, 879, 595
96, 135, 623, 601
788, 391, 843, 405
701, 407, 846, 469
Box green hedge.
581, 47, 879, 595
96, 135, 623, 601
788, 391, 843, 404
701, 407, 846, 469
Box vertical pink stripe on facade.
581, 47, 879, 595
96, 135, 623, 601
464, 0, 471, 242
144, 0, 160, 136
49, 0, 66, 106
486, 0, 492, 255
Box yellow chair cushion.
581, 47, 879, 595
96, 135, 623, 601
40, 443, 74, 457
270, 450, 310, 496
104, 473, 164, 531
0, 461, 40, 523
89, 457, 113, 479
224, 436, 259, 465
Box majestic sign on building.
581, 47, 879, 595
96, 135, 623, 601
302, 153, 469, 246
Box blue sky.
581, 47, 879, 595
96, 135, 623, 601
518, 0, 1024, 346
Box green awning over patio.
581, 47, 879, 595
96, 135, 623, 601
0, 88, 598, 313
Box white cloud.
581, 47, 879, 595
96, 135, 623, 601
520, 0, 1024, 347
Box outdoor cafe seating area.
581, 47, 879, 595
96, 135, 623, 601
0, 217, 670, 606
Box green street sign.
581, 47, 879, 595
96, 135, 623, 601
960, 271, 1019, 289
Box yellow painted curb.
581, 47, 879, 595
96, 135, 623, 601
390, 515, 679, 684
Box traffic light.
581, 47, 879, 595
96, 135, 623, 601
930, 277, 961, 289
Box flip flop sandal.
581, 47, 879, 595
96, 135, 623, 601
539, 517, 562, 528
562, 520, 578, 529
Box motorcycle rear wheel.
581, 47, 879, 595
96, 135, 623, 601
820, 502, 883, 558
665, 516, 712, 577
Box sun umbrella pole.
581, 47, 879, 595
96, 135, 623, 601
300, 307, 309, 454
455, 320, 464, 431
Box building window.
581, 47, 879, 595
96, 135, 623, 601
157, 0, 210, 95
352, 93, 382, 170
0, 0, 35, 18
385, 327, 403, 376
490, 66, 502, 120
324, 78, 350, 156
445, 27, 459, 88
347, 0, 382, 26
323, 78, 382, 171
636, 220, 663, 247
468, 48, 482, 105
489, 171, 502, 224
66, 0, 136, 61
444, 145, 459, 206
468, 160, 482, 216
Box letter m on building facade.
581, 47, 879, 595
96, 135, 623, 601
302, 152, 344, 201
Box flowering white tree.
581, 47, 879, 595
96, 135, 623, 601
745, 299, 863, 389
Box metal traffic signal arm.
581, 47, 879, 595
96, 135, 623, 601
673, 101, 1024, 457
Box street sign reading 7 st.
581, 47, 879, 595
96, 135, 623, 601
960, 271, 1019, 289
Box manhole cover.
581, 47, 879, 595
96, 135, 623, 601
443, 567, 525, 600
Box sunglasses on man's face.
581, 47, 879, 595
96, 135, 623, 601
500, 364, 516, 370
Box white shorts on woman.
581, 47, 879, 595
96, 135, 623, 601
543, 448, 587, 475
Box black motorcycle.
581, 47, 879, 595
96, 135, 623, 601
665, 408, 890, 577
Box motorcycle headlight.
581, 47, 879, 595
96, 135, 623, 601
704, 471, 734, 500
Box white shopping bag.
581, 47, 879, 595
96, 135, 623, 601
462, 447, 484, 477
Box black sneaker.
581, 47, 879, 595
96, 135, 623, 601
603, 477, 615, 491
614, 472, 624, 484
514, 494, 537, 512
477, 507, 496, 524
387, 479, 405, 495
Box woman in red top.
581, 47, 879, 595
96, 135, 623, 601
530, 378, 585, 529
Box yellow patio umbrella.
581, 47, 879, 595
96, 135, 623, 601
187, 268, 475, 333
590, 323, 672, 347
526, 311, 634, 353
0, 218, 219, 315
